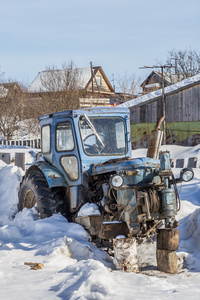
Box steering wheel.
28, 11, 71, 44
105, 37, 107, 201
83, 133, 105, 154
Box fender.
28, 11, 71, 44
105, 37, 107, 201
26, 161, 68, 188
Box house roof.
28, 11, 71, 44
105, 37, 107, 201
140, 71, 180, 88
28, 66, 114, 93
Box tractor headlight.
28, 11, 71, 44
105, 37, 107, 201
180, 168, 194, 182
110, 174, 124, 188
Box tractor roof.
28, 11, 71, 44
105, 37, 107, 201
38, 107, 130, 121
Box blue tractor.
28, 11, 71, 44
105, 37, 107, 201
18, 107, 193, 240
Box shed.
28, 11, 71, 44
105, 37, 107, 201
119, 74, 200, 148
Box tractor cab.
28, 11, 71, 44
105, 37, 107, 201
38, 107, 132, 187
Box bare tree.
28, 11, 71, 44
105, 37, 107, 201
0, 66, 5, 83
0, 83, 23, 139
165, 48, 200, 80
37, 61, 85, 113
116, 73, 141, 101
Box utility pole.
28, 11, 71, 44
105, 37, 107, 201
90, 61, 94, 94
112, 74, 115, 92
140, 64, 172, 144
170, 58, 181, 81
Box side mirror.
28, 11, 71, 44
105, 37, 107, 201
180, 168, 194, 182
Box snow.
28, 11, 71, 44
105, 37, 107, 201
77, 203, 101, 217
119, 73, 200, 108
1, 144, 200, 299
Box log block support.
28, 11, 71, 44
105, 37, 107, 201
156, 229, 179, 274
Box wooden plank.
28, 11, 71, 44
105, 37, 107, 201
182, 89, 189, 121
151, 101, 157, 122
149, 103, 153, 123
157, 98, 162, 120
188, 87, 193, 122
140, 106, 145, 123
188, 157, 198, 168
174, 93, 180, 122
191, 86, 199, 121
176, 159, 185, 168
0, 153, 11, 164
15, 153, 25, 170
135, 108, 140, 123
166, 94, 174, 122
130, 108, 140, 124
178, 92, 183, 122
145, 104, 150, 123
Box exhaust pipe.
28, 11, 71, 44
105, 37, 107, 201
147, 117, 164, 159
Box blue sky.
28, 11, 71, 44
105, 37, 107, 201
0, 0, 200, 87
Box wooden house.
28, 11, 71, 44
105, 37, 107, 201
28, 66, 116, 108
140, 71, 179, 93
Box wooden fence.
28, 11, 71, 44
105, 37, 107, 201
0, 138, 40, 149
0, 151, 199, 171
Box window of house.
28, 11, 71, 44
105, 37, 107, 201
96, 76, 101, 86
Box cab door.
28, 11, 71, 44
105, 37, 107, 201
53, 117, 81, 187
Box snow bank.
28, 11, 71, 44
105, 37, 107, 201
0, 161, 23, 225
77, 203, 101, 217
0, 144, 200, 299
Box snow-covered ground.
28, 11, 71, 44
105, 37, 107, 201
0, 145, 200, 299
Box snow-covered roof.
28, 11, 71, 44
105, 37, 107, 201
119, 73, 200, 108
145, 83, 161, 89
28, 68, 94, 93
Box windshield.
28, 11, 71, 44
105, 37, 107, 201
79, 116, 126, 156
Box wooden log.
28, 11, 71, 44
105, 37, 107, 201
157, 229, 179, 251
156, 250, 178, 274
156, 229, 179, 274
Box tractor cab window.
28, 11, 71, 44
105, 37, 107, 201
56, 122, 74, 152
41, 125, 51, 154
79, 116, 126, 156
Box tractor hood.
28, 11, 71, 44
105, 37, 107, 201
91, 157, 160, 175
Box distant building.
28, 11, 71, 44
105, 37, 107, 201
140, 71, 180, 94
28, 66, 120, 108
